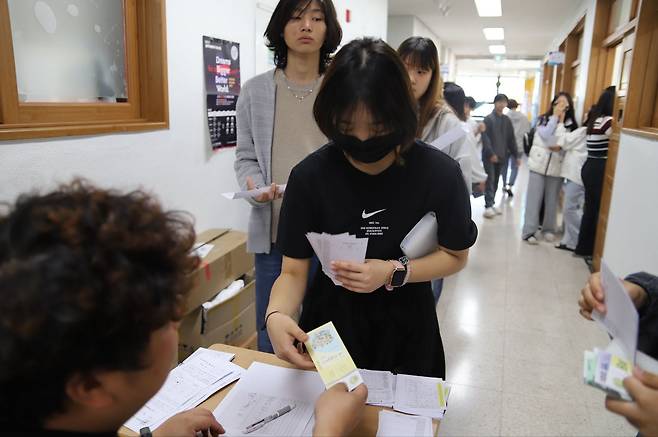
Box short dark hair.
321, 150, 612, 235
314, 38, 418, 157
0, 181, 198, 426
443, 82, 467, 122
264, 0, 342, 73
507, 99, 519, 109
465, 96, 477, 110
494, 94, 508, 103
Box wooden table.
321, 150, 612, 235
119, 344, 439, 436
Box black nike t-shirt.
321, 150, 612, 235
276, 141, 478, 377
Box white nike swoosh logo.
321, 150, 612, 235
362, 209, 386, 219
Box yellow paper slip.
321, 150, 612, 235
304, 321, 364, 391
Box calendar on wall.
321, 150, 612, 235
203, 36, 240, 150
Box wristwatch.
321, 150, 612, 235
385, 256, 410, 291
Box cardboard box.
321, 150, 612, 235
178, 278, 257, 361
239, 332, 258, 351
186, 229, 254, 315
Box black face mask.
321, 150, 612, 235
333, 132, 403, 164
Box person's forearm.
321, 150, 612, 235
537, 115, 558, 139
408, 248, 468, 283
267, 270, 308, 317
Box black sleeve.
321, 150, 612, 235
275, 166, 315, 259
626, 272, 658, 360
435, 161, 479, 251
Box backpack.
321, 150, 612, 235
523, 128, 535, 155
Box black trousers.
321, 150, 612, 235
575, 158, 606, 256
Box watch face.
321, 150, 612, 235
392, 269, 407, 287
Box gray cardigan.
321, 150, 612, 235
234, 69, 278, 254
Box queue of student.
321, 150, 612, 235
0, 0, 655, 436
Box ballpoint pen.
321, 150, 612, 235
244, 404, 296, 434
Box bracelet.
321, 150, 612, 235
261, 310, 281, 331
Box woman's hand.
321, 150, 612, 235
314, 383, 368, 436
154, 408, 224, 437
331, 259, 393, 293
606, 368, 658, 436
549, 145, 562, 152
246, 177, 283, 203
266, 312, 315, 370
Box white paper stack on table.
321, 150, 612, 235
582, 260, 651, 401
376, 410, 433, 437
305, 232, 368, 286
214, 362, 326, 436
361, 369, 451, 419
124, 348, 245, 432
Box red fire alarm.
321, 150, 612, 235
346, 9, 351, 23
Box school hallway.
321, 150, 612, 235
436, 164, 635, 436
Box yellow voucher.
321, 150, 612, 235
305, 321, 364, 391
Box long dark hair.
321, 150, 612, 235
264, 0, 342, 73
540, 92, 578, 131
314, 38, 418, 155
585, 86, 615, 134
443, 82, 467, 122
397, 37, 444, 135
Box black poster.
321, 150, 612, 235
203, 36, 241, 150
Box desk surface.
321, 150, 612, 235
119, 344, 439, 436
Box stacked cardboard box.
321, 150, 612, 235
178, 229, 256, 361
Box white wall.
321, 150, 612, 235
0, 0, 389, 234
545, 0, 596, 122
386, 15, 416, 50
603, 132, 658, 277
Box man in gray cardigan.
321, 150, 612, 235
482, 94, 521, 218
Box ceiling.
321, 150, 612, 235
388, 0, 583, 58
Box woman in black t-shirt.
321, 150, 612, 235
264, 38, 478, 378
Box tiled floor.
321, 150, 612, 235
437, 166, 636, 436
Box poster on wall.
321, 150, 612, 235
203, 36, 241, 150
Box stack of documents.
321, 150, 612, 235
376, 410, 433, 437
361, 369, 452, 419
305, 232, 368, 286
214, 362, 326, 436
124, 348, 244, 432
304, 321, 364, 391
583, 348, 632, 401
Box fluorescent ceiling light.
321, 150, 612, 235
474, 0, 502, 17
489, 45, 506, 54
483, 27, 505, 40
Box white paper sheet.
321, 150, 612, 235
376, 410, 433, 437
594, 261, 639, 362
214, 362, 325, 436
393, 374, 449, 419
222, 185, 287, 200
361, 369, 396, 407
429, 124, 469, 151
124, 348, 243, 432
305, 232, 368, 286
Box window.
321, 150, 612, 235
0, 0, 168, 140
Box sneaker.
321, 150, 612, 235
505, 187, 514, 197
483, 207, 496, 218
524, 235, 539, 245
543, 232, 555, 242
555, 243, 574, 252
493, 206, 503, 215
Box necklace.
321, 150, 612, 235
282, 73, 321, 102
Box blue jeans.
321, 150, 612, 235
431, 278, 444, 305
255, 246, 318, 353
503, 155, 519, 187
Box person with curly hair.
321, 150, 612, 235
0, 181, 367, 436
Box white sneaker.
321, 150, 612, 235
483, 208, 496, 218
543, 232, 555, 243
524, 235, 539, 245
493, 206, 503, 215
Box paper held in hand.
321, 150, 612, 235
304, 321, 364, 391
305, 232, 368, 286
222, 184, 287, 200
